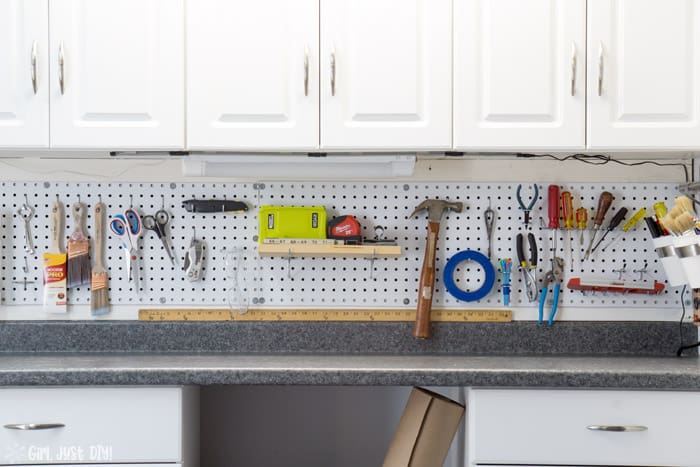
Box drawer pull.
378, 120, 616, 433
4, 423, 65, 431
587, 425, 647, 432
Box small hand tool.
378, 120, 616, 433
561, 191, 573, 268
109, 208, 142, 283
653, 201, 669, 235
484, 197, 496, 259
411, 199, 463, 339
42, 197, 67, 313
327, 215, 362, 244
602, 207, 647, 251
143, 209, 176, 265
576, 207, 588, 246
547, 185, 560, 268
591, 207, 628, 253
516, 184, 538, 229
540, 256, 564, 326
182, 199, 248, 213
91, 200, 110, 316
516, 232, 538, 302
583, 191, 614, 260
499, 258, 512, 306
184, 226, 204, 282
17, 195, 35, 255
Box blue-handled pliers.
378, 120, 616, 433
516, 184, 539, 228
539, 257, 564, 326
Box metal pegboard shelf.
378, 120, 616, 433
0, 181, 683, 316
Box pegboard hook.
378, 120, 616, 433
129, 194, 134, 208
368, 249, 377, 280
287, 249, 292, 279
161, 194, 165, 210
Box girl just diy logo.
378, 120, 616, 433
3, 442, 113, 462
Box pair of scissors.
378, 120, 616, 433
109, 208, 142, 282
143, 209, 176, 265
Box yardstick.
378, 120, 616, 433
138, 308, 512, 323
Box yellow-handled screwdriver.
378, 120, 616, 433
601, 207, 647, 251
576, 207, 588, 246
561, 191, 573, 268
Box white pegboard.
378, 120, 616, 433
0, 181, 684, 312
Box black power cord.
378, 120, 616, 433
515, 153, 691, 183
676, 286, 700, 356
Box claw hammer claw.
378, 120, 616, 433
412, 199, 463, 339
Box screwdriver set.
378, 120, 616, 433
0, 181, 684, 319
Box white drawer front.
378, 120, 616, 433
0, 387, 182, 464
471, 389, 699, 466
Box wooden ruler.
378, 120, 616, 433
138, 308, 512, 322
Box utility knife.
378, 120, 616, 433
182, 199, 249, 214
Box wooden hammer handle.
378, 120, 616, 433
414, 221, 440, 338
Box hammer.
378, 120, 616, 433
411, 199, 463, 338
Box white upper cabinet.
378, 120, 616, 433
187, 0, 319, 150
49, 0, 184, 149
0, 0, 49, 148
454, 0, 585, 150
320, 0, 452, 150
588, 0, 700, 149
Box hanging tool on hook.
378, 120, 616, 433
591, 207, 628, 253
484, 197, 496, 259
547, 185, 560, 263
516, 184, 539, 229
184, 226, 204, 282
561, 191, 574, 269
17, 195, 35, 256
516, 232, 538, 302
602, 207, 647, 251
576, 207, 588, 246
583, 191, 614, 260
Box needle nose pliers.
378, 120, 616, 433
516, 184, 539, 228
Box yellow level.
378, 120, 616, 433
138, 308, 512, 323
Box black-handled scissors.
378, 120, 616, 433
143, 209, 176, 265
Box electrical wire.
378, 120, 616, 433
675, 286, 700, 356
515, 153, 691, 183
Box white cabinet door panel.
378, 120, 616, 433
187, 0, 318, 150
49, 0, 184, 149
588, 0, 700, 148
0, 0, 48, 148
321, 0, 451, 150
454, 0, 585, 149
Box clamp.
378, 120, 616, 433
516, 184, 539, 228
516, 232, 538, 302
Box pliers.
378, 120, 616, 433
539, 257, 564, 326
516, 184, 539, 228
516, 232, 538, 302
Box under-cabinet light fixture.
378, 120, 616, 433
181, 154, 416, 179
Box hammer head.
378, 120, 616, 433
411, 199, 463, 223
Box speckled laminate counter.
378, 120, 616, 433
1, 353, 699, 388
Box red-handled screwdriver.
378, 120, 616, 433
548, 185, 560, 265
561, 191, 573, 268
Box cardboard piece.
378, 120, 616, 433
383, 387, 465, 467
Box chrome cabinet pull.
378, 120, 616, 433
587, 425, 648, 432
570, 42, 576, 96
304, 45, 309, 97
330, 46, 336, 96
30, 40, 38, 94
58, 41, 65, 95
597, 41, 604, 96
4, 423, 65, 431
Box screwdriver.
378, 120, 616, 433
548, 185, 560, 265
592, 207, 628, 253
561, 191, 573, 268
576, 207, 588, 245
653, 201, 670, 235
583, 191, 614, 260
601, 207, 647, 251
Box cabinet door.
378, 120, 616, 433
454, 0, 585, 150
588, 0, 700, 149
320, 0, 451, 150
0, 0, 49, 148
187, 0, 319, 150
49, 0, 184, 149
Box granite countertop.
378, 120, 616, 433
0, 320, 697, 388
2, 353, 700, 388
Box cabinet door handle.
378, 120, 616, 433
30, 40, 38, 95
587, 425, 648, 432
58, 41, 65, 95
304, 45, 309, 97
4, 423, 66, 431
597, 41, 604, 96
570, 42, 576, 96
330, 46, 336, 96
